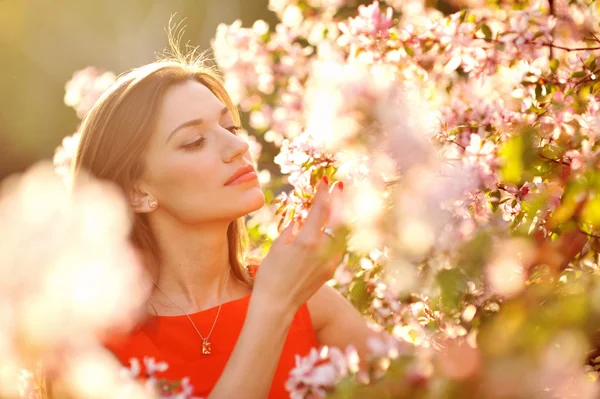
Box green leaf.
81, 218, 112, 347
500, 136, 524, 184
570, 71, 587, 79
437, 269, 468, 310
488, 189, 501, 212
499, 128, 535, 185
550, 58, 559, 72
349, 279, 371, 313
581, 196, 600, 228
535, 85, 543, 99
481, 23, 492, 40
586, 55, 597, 70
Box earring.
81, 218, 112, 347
149, 199, 158, 209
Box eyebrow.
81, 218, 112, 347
165, 106, 230, 144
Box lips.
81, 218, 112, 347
224, 164, 256, 186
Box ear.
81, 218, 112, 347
128, 183, 157, 214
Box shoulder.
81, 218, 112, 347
306, 284, 350, 332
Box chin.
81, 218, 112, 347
236, 187, 266, 217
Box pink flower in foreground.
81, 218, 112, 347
286, 346, 360, 398
64, 67, 116, 119
18, 369, 40, 399
125, 357, 202, 399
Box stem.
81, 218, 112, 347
540, 42, 600, 52
488, 37, 600, 52
578, 228, 600, 240
538, 153, 571, 166
572, 67, 600, 89
548, 0, 555, 60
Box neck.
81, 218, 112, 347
146, 213, 249, 315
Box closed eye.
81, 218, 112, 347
182, 137, 205, 150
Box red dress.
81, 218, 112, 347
105, 275, 318, 398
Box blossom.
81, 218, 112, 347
53, 132, 81, 184
64, 67, 116, 119
286, 346, 361, 398
0, 163, 151, 396
338, 1, 394, 46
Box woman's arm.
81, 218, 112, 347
209, 178, 346, 398
207, 290, 294, 399
307, 284, 388, 368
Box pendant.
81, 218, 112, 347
202, 338, 212, 355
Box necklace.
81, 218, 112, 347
152, 270, 230, 355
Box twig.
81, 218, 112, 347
548, 0, 555, 60
578, 228, 600, 240
572, 67, 600, 89
540, 42, 600, 52
538, 153, 571, 166
488, 37, 600, 52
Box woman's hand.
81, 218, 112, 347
209, 177, 346, 399
253, 177, 346, 312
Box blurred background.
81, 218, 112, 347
0, 0, 280, 180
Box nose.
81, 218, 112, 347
223, 128, 250, 163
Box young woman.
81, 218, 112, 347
73, 55, 379, 398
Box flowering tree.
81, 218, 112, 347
13, 0, 600, 397
207, 0, 600, 397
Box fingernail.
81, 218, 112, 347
322, 175, 329, 185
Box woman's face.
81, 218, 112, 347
139, 79, 265, 224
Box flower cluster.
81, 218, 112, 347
285, 346, 360, 398
124, 357, 201, 399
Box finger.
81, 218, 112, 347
328, 181, 345, 231
277, 219, 297, 244
298, 177, 331, 239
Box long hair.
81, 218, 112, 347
33, 25, 262, 397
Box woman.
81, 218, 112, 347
73, 53, 379, 398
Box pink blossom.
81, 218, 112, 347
286, 346, 361, 398
53, 132, 81, 183
18, 369, 40, 399
64, 67, 116, 119
338, 1, 394, 44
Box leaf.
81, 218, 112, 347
499, 128, 535, 185
481, 23, 492, 40
535, 85, 543, 99
488, 189, 501, 212
500, 135, 524, 184
550, 58, 559, 72
586, 55, 597, 70
437, 269, 468, 310
581, 196, 600, 228
349, 279, 371, 313
511, 211, 525, 228
570, 71, 587, 79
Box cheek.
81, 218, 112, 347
150, 154, 220, 211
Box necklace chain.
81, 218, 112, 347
152, 270, 230, 349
